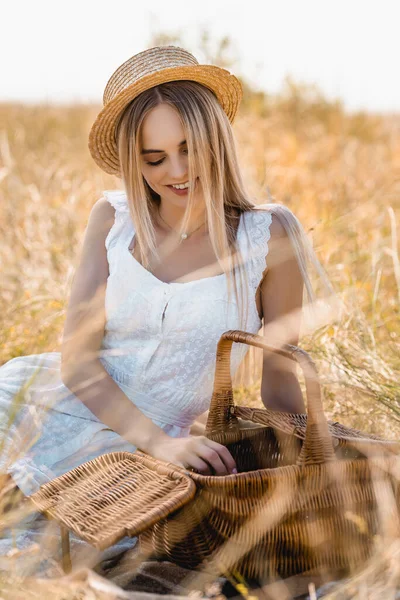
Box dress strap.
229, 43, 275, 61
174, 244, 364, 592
240, 205, 273, 293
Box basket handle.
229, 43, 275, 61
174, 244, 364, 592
204, 330, 335, 466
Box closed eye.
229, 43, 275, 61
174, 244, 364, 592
146, 148, 188, 167
146, 158, 165, 166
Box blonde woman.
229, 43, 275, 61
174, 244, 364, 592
0, 47, 332, 506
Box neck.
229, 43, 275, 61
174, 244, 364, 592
156, 201, 207, 234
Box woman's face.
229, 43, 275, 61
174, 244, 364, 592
140, 103, 199, 208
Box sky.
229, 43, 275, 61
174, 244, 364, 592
1, 0, 399, 114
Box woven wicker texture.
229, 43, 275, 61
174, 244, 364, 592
141, 456, 394, 578
30, 330, 400, 580
88, 46, 242, 176
30, 452, 195, 550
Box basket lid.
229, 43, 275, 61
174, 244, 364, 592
29, 451, 196, 550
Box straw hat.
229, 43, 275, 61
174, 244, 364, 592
88, 45, 243, 176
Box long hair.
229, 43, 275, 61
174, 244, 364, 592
115, 80, 255, 329
114, 80, 337, 385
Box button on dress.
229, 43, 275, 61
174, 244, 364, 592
0, 190, 273, 497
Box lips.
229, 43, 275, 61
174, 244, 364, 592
166, 178, 199, 191
167, 185, 189, 196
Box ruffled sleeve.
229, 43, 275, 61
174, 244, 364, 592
102, 189, 129, 213
103, 190, 130, 252
241, 206, 273, 293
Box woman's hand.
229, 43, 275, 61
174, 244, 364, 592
148, 434, 237, 476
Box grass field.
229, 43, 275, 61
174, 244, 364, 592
1, 93, 399, 436
0, 83, 399, 597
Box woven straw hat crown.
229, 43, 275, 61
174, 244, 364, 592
88, 45, 242, 176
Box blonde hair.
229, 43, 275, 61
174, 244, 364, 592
115, 80, 255, 329
114, 80, 337, 383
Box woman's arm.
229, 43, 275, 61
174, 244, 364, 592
60, 197, 167, 451
259, 213, 306, 413
60, 198, 235, 474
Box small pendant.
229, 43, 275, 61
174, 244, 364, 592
181, 233, 188, 240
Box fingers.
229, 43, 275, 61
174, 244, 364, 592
191, 438, 237, 476
179, 453, 223, 476
175, 454, 213, 476
198, 447, 229, 476
205, 439, 237, 474
185, 455, 213, 476
170, 437, 237, 476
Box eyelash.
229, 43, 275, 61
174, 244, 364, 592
146, 149, 188, 167
147, 158, 165, 167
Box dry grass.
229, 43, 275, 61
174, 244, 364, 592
0, 83, 399, 598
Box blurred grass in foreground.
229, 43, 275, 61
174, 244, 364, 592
0, 73, 400, 599
1, 87, 398, 437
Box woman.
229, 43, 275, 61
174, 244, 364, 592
0, 45, 329, 504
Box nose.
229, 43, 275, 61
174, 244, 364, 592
168, 154, 188, 182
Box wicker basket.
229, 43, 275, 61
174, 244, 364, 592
30, 330, 400, 582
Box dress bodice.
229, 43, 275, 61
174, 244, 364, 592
0, 188, 274, 498
99, 190, 273, 428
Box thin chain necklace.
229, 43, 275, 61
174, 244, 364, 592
157, 207, 206, 241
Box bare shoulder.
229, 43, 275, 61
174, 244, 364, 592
72, 196, 116, 285
269, 213, 287, 240
87, 196, 116, 234
258, 205, 304, 342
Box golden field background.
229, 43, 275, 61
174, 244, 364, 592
1, 68, 399, 439
0, 33, 400, 599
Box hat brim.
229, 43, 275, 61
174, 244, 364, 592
88, 64, 242, 176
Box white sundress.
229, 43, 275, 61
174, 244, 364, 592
0, 189, 273, 572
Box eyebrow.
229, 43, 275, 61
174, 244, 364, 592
141, 140, 187, 155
